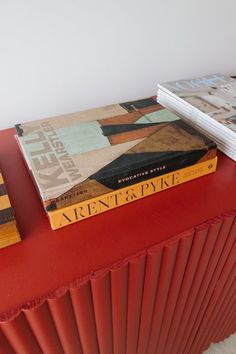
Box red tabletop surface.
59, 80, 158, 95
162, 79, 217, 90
0, 128, 235, 315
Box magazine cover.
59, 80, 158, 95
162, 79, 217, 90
159, 73, 236, 134
15, 98, 216, 211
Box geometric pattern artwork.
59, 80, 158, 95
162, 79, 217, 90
0, 210, 235, 354
16, 99, 216, 210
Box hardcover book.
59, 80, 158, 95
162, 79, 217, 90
15, 98, 217, 229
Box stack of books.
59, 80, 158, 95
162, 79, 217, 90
0, 171, 21, 248
157, 73, 236, 161
15, 97, 218, 230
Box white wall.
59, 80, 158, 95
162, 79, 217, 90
0, 0, 236, 130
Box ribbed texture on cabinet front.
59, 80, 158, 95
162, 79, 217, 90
0, 211, 235, 354
90, 269, 113, 354
110, 260, 129, 354
126, 252, 146, 354
184, 214, 236, 354
23, 301, 64, 354
70, 278, 99, 354
47, 289, 83, 354
147, 239, 180, 354
137, 244, 163, 354
0, 329, 15, 354
0, 313, 43, 354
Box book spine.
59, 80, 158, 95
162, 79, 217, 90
48, 157, 217, 230
0, 172, 15, 225
46, 147, 217, 211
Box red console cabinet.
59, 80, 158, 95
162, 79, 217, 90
0, 128, 235, 354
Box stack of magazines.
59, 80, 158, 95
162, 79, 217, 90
157, 73, 236, 161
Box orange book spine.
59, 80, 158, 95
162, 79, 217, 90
48, 157, 217, 230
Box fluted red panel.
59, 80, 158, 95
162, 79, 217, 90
0, 329, 15, 354
47, 289, 83, 354
228, 315, 236, 338
195, 270, 236, 354
194, 278, 236, 354
23, 302, 64, 354
91, 269, 113, 354
137, 245, 163, 354
208, 282, 236, 345
168, 215, 233, 354
70, 278, 99, 354
126, 252, 146, 354
172, 219, 223, 354
163, 224, 209, 354
192, 253, 236, 353
155, 230, 194, 354
0, 211, 235, 354
110, 260, 129, 354
0, 313, 42, 354
221, 293, 236, 341
183, 214, 236, 354
147, 239, 179, 354
220, 286, 236, 341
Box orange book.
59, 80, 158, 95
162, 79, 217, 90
0, 171, 21, 248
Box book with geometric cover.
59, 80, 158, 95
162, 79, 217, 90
15, 98, 217, 229
0, 171, 21, 248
